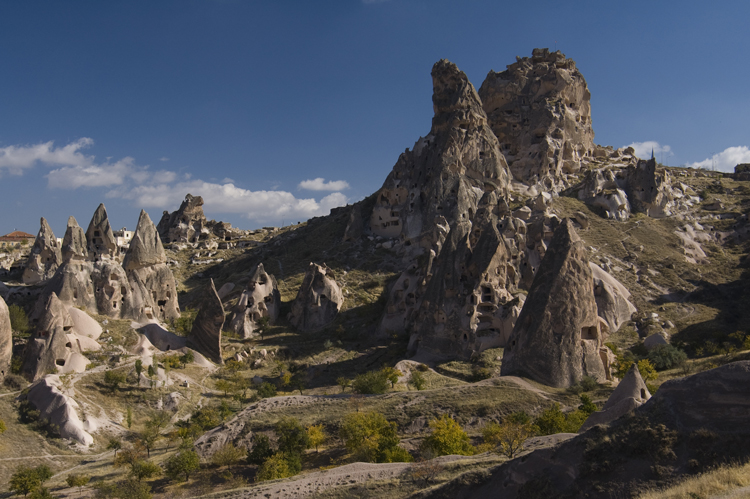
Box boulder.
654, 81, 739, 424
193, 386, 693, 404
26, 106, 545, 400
228, 263, 280, 338
23, 217, 62, 284
187, 279, 224, 364
644, 332, 668, 350
86, 203, 117, 260
579, 363, 651, 432
590, 263, 636, 333
157, 194, 209, 245
25, 376, 93, 445
0, 296, 12, 382
501, 219, 612, 388
479, 48, 595, 189
288, 263, 343, 332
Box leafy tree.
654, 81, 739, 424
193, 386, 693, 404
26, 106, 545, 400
276, 417, 309, 455
0, 418, 6, 434
422, 415, 475, 457
495, 421, 533, 458
134, 360, 143, 382
533, 403, 567, 435
107, 438, 122, 459
218, 400, 233, 420
409, 371, 426, 391
104, 370, 127, 393
257, 382, 277, 399
339, 411, 411, 463
211, 442, 245, 471
129, 460, 161, 482
126, 407, 133, 429
146, 410, 170, 433
381, 366, 402, 388
256, 316, 270, 341
10, 466, 42, 497
8, 304, 29, 335
336, 376, 350, 393
66, 474, 91, 496
180, 350, 194, 367
255, 452, 294, 482
215, 379, 235, 398
578, 394, 597, 415
307, 424, 326, 452
164, 450, 200, 482
506, 411, 532, 425
247, 434, 274, 465
28, 488, 53, 499
352, 369, 389, 395
648, 344, 688, 370
140, 426, 160, 458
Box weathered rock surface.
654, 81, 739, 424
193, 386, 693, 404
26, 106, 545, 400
157, 193, 209, 245
501, 219, 611, 387
479, 48, 595, 189
187, 279, 224, 364
86, 203, 117, 259
23, 217, 62, 284
228, 263, 280, 338
342, 204, 364, 242
288, 263, 343, 332
579, 364, 651, 432
0, 296, 12, 382
25, 375, 93, 445
61, 216, 88, 262
590, 262, 636, 333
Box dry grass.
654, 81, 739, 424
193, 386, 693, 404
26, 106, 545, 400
637, 461, 750, 499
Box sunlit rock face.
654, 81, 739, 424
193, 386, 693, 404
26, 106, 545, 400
228, 263, 281, 339
23, 217, 62, 285
288, 263, 343, 332
479, 48, 595, 190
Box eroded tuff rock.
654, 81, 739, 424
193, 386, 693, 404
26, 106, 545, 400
22, 293, 95, 381
369, 59, 509, 242
590, 262, 636, 334
25, 375, 94, 445
86, 204, 117, 260
187, 279, 224, 364
0, 296, 12, 382
478, 48, 595, 189
501, 219, 612, 388
228, 263, 280, 339
122, 210, 180, 322
579, 363, 650, 432
288, 263, 343, 332
33, 206, 179, 324
157, 193, 209, 245
23, 217, 62, 284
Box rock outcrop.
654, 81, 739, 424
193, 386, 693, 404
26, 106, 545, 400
228, 263, 280, 339
157, 194, 209, 245
0, 296, 12, 382
478, 48, 595, 189
590, 263, 636, 334
187, 279, 224, 364
86, 204, 117, 260
501, 219, 612, 387
288, 263, 343, 332
25, 376, 93, 445
579, 363, 651, 432
61, 216, 88, 262
23, 217, 62, 284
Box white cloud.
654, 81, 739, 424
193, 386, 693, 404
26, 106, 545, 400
686, 146, 750, 173
47, 157, 135, 189
159, 157, 169, 162
0, 138, 94, 175
626, 141, 672, 160
298, 177, 350, 191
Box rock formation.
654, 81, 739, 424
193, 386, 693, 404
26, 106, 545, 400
590, 263, 636, 334
187, 279, 224, 364
478, 48, 595, 189
86, 204, 117, 260
228, 263, 280, 338
22, 293, 95, 381
288, 263, 343, 332
122, 210, 180, 322
25, 375, 94, 445
23, 217, 62, 284
579, 364, 651, 432
0, 296, 12, 382
157, 194, 209, 245
61, 216, 88, 262
501, 219, 612, 388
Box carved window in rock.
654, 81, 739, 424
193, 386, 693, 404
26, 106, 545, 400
640, 389, 646, 399
481, 286, 493, 303
581, 326, 598, 341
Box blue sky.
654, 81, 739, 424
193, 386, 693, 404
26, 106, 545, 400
1, 0, 749, 237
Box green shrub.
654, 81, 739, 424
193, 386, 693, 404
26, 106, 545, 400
8, 304, 29, 335
339, 411, 411, 463
409, 371, 426, 391
255, 453, 296, 482
275, 417, 309, 455
421, 414, 475, 457
648, 344, 688, 370
352, 370, 389, 395
164, 450, 200, 482
416, 363, 429, 372
257, 382, 277, 399
247, 434, 274, 465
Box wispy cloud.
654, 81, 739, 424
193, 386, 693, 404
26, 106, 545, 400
625, 141, 672, 160
159, 157, 169, 162
298, 177, 350, 191
686, 146, 750, 172
0, 138, 94, 175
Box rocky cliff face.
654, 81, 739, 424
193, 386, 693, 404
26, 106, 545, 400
86, 204, 118, 260
501, 219, 612, 388
157, 194, 209, 245
187, 279, 224, 364
288, 263, 343, 332
228, 263, 280, 339
61, 216, 88, 262
23, 217, 62, 284
479, 48, 595, 190
0, 296, 12, 382
23, 293, 76, 381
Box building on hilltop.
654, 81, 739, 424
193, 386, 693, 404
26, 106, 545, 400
0, 231, 35, 248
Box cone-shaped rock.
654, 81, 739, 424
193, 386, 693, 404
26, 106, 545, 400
478, 48, 595, 188
187, 279, 224, 364
23, 217, 63, 284
62, 216, 87, 262
0, 296, 12, 382
22, 293, 72, 381
579, 364, 651, 432
228, 263, 280, 339
501, 219, 610, 388
86, 204, 117, 259
288, 263, 343, 332
122, 210, 180, 323
157, 193, 208, 244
